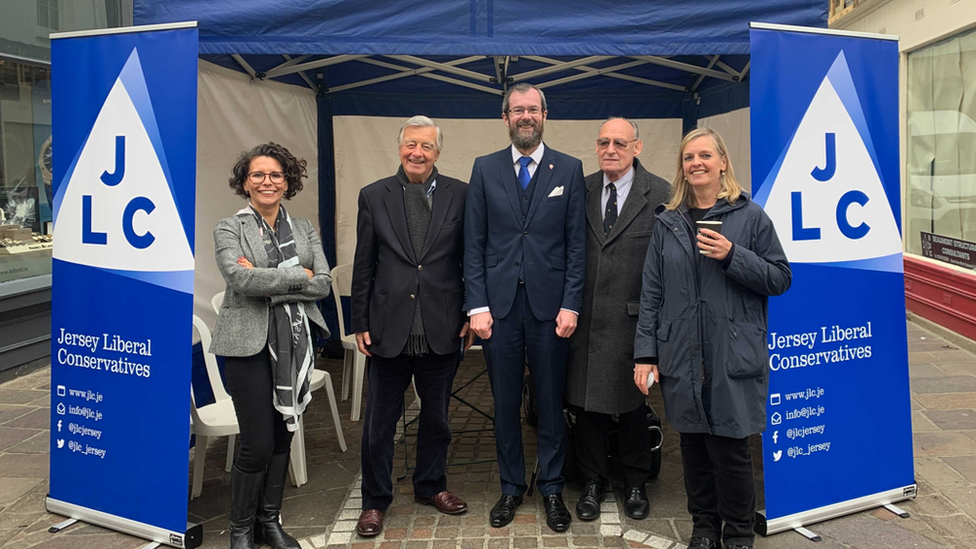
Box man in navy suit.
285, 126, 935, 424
464, 83, 586, 532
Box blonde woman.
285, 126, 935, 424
633, 128, 791, 549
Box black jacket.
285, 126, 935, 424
351, 173, 468, 358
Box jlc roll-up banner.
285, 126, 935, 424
750, 23, 916, 535
47, 23, 201, 549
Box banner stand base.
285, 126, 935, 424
45, 496, 202, 548
755, 484, 917, 537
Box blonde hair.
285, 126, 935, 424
664, 127, 743, 211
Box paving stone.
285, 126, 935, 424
943, 455, 976, 483
601, 524, 622, 537
915, 458, 969, 486
541, 536, 568, 547
0, 390, 46, 405
432, 540, 457, 549
0, 405, 34, 425
922, 513, 976, 539
487, 540, 511, 549
904, 494, 961, 517
927, 350, 976, 363
913, 411, 941, 432
411, 528, 433, 539
642, 536, 674, 549
5, 431, 49, 454
923, 409, 976, 431
813, 511, 947, 548
914, 376, 976, 394
910, 364, 947, 378
0, 428, 38, 451
941, 486, 976, 518
512, 537, 537, 549
914, 393, 976, 410
936, 362, 976, 377
914, 432, 976, 457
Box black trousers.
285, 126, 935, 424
360, 350, 460, 512
575, 405, 652, 488
680, 432, 756, 547
484, 284, 568, 497
224, 347, 294, 473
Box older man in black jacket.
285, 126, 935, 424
350, 116, 474, 538
566, 117, 671, 521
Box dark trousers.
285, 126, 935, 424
680, 432, 756, 547
224, 347, 294, 473
575, 405, 652, 488
360, 350, 459, 512
484, 284, 568, 497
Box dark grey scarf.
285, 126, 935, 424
248, 204, 314, 432
396, 165, 437, 356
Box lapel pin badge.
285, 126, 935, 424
549, 163, 554, 170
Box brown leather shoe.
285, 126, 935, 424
416, 490, 468, 515
355, 509, 383, 537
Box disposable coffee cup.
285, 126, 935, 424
695, 220, 723, 255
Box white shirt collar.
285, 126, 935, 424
603, 165, 635, 190
511, 142, 546, 166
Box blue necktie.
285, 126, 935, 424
518, 156, 533, 189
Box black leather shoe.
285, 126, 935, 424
688, 537, 718, 549
489, 494, 523, 528
623, 484, 649, 519
575, 480, 605, 521
724, 545, 752, 549
543, 493, 571, 532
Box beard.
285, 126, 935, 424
509, 119, 544, 150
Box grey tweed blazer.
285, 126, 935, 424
209, 211, 332, 357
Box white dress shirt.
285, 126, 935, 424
602, 165, 635, 218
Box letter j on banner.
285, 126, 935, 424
750, 24, 915, 535
48, 23, 201, 548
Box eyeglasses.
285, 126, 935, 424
248, 171, 285, 184
597, 138, 638, 151
507, 107, 542, 117
401, 140, 437, 153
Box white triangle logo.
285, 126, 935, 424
53, 49, 194, 272
760, 53, 902, 265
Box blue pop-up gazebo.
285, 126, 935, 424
135, 0, 826, 338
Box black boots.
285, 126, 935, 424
230, 453, 300, 549
229, 465, 265, 549
254, 452, 301, 549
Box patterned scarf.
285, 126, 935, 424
247, 204, 314, 432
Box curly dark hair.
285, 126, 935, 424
228, 142, 307, 200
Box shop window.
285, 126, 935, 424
906, 28, 976, 268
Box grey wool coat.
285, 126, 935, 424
210, 210, 332, 358
634, 193, 791, 438
566, 159, 672, 414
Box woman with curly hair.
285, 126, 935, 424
210, 142, 332, 549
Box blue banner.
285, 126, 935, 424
750, 27, 915, 524
49, 25, 198, 537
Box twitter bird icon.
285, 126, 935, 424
773, 450, 782, 462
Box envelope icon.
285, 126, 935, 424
548, 186, 564, 198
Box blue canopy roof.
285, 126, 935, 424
135, 0, 826, 57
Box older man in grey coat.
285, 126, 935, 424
566, 117, 671, 521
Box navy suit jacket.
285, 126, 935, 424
463, 145, 586, 321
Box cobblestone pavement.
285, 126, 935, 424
2, 319, 976, 548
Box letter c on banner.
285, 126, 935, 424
836, 190, 870, 239
123, 196, 156, 249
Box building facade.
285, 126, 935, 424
0, 0, 130, 373
832, 0, 976, 340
